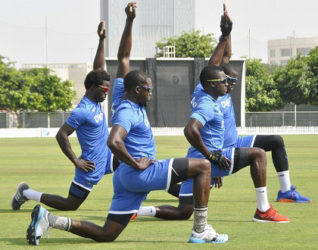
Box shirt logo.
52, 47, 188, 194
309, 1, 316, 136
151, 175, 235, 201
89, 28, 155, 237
94, 112, 103, 123
221, 97, 231, 109
191, 97, 197, 108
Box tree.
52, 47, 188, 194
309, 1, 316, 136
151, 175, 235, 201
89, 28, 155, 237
305, 47, 318, 105
0, 56, 30, 111
0, 55, 75, 112
21, 68, 75, 111
245, 59, 283, 112
273, 54, 311, 105
156, 30, 217, 58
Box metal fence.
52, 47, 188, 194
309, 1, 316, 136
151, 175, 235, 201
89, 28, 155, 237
1, 111, 317, 128
246, 111, 318, 127
0, 112, 71, 128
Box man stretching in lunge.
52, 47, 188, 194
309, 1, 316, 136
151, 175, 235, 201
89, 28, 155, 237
135, 4, 290, 223
24, 3, 228, 245
11, 21, 118, 211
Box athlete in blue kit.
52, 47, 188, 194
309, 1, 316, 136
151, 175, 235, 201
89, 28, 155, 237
11, 21, 118, 213
191, 7, 310, 204
136, 4, 290, 223
23, 3, 227, 245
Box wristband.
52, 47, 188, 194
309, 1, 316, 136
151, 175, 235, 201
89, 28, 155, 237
219, 36, 227, 42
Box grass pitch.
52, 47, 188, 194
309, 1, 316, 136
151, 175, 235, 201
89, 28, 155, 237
0, 135, 318, 249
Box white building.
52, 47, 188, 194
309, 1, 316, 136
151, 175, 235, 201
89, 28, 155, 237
100, 0, 195, 58
268, 37, 318, 66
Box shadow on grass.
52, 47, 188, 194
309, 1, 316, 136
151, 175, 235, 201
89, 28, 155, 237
0, 208, 33, 213
2, 237, 93, 246
3, 237, 185, 246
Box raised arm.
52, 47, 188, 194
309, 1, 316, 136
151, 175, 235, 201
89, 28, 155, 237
93, 21, 106, 70
107, 124, 154, 170
208, 4, 232, 66
222, 34, 232, 64
116, 2, 136, 78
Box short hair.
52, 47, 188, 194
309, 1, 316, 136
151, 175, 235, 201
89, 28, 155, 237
124, 70, 149, 91
200, 65, 223, 88
222, 63, 238, 78
84, 69, 110, 89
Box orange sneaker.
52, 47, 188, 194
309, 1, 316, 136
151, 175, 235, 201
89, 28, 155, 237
130, 213, 137, 221
252, 204, 290, 223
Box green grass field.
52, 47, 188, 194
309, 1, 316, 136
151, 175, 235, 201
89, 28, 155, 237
1, 135, 318, 249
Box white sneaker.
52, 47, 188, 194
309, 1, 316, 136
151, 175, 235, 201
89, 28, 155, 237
27, 205, 49, 245
189, 224, 229, 244
11, 182, 29, 210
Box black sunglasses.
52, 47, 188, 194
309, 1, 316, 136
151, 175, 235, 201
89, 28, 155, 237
96, 84, 109, 93
139, 85, 153, 93
206, 78, 228, 84
225, 75, 238, 84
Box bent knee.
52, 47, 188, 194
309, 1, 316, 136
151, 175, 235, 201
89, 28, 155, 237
95, 232, 117, 242
272, 135, 284, 148
200, 159, 211, 174
249, 147, 266, 160
178, 205, 193, 220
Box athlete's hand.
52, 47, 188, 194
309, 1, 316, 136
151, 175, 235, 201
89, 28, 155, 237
211, 177, 223, 189
125, 2, 136, 21
74, 158, 96, 173
97, 21, 106, 40
208, 150, 231, 171
220, 4, 232, 37
135, 157, 154, 171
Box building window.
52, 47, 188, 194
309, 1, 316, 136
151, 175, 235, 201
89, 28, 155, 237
296, 47, 311, 55
270, 49, 276, 58
280, 60, 288, 66
280, 48, 292, 57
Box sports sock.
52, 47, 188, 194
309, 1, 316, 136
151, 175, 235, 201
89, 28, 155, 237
277, 170, 291, 192
193, 207, 207, 233
255, 187, 270, 212
137, 206, 156, 217
48, 213, 71, 231
23, 189, 42, 202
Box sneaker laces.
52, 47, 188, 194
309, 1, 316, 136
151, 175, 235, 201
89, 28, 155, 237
205, 224, 218, 240
289, 186, 298, 199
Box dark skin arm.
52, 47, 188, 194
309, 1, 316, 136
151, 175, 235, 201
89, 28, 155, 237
116, 2, 136, 78
222, 33, 231, 64
56, 123, 95, 173
208, 4, 232, 66
107, 124, 154, 170
184, 118, 212, 158
93, 21, 106, 70
184, 118, 231, 171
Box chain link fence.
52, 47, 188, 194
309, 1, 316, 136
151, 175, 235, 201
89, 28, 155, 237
246, 111, 318, 127
0, 112, 71, 128
0, 111, 317, 128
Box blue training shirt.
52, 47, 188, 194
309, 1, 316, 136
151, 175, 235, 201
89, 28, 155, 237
66, 96, 110, 183
111, 78, 125, 115
187, 88, 225, 158
218, 93, 238, 148
111, 99, 156, 160
193, 82, 238, 148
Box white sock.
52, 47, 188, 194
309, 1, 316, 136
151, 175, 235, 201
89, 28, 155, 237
23, 189, 42, 202
137, 206, 156, 217
193, 207, 208, 233
277, 170, 291, 192
255, 187, 270, 212
48, 213, 71, 231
